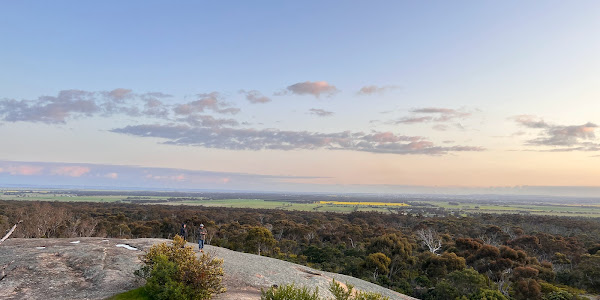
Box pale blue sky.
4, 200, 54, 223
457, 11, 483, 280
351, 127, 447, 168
1, 1, 599, 194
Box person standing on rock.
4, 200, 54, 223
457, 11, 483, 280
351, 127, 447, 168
180, 223, 188, 241
198, 224, 207, 253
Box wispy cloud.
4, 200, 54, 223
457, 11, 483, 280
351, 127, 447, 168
280, 81, 339, 98
111, 124, 484, 155
511, 114, 549, 129
531, 123, 597, 146
104, 172, 119, 179
0, 89, 243, 126
1, 90, 485, 157
173, 92, 239, 115
411, 107, 471, 121
396, 116, 433, 124
141, 97, 170, 118
51, 166, 91, 177
356, 85, 398, 96
512, 114, 599, 151
432, 124, 449, 131
0, 89, 175, 124
145, 173, 187, 182
0, 90, 100, 124
104, 88, 133, 101
178, 115, 240, 128
308, 108, 334, 117
0, 165, 44, 176
239, 90, 271, 104
393, 107, 471, 125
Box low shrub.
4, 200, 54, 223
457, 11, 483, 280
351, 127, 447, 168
260, 279, 389, 300
135, 235, 225, 300
261, 284, 320, 300
329, 279, 390, 300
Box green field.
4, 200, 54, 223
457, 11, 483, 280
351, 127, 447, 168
1, 191, 599, 217
0, 193, 390, 213
424, 200, 600, 217
172, 199, 391, 213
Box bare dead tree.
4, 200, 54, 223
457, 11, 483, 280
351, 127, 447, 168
478, 232, 500, 247
0, 221, 22, 283
274, 229, 284, 241
348, 237, 356, 248
502, 226, 516, 239
416, 228, 442, 254
0, 220, 22, 245
305, 231, 316, 242
371, 266, 380, 281
494, 268, 512, 297
264, 223, 273, 232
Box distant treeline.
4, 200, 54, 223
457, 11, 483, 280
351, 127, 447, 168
0, 200, 598, 299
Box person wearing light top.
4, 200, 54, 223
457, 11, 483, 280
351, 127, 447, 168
198, 224, 207, 252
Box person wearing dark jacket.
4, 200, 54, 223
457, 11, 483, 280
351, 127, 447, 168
180, 223, 188, 241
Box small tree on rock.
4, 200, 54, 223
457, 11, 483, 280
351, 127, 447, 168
136, 235, 225, 300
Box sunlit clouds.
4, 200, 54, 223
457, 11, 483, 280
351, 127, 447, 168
0, 165, 44, 176
394, 108, 471, 124
356, 85, 398, 96
239, 90, 272, 104
51, 166, 91, 177
512, 115, 599, 151
2, 1, 600, 194
282, 81, 339, 98
111, 124, 484, 155
173, 92, 240, 115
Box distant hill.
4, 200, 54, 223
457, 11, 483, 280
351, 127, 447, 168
0, 238, 415, 300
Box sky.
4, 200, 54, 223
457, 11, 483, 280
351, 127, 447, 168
1, 1, 600, 196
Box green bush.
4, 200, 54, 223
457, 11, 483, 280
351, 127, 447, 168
469, 289, 507, 300
136, 235, 225, 300
261, 280, 389, 300
543, 290, 578, 300
428, 268, 501, 300
261, 284, 320, 300
144, 254, 188, 299
329, 279, 390, 300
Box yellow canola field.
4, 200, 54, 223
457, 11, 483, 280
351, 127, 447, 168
320, 201, 409, 207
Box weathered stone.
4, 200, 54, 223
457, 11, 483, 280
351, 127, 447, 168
0, 238, 415, 300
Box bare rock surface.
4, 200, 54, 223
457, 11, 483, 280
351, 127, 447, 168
0, 238, 416, 300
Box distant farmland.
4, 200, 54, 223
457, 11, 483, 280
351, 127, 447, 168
1, 189, 600, 217
320, 201, 409, 207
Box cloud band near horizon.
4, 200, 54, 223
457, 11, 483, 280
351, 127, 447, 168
110, 124, 484, 155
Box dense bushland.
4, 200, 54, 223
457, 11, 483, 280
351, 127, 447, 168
1, 200, 599, 299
